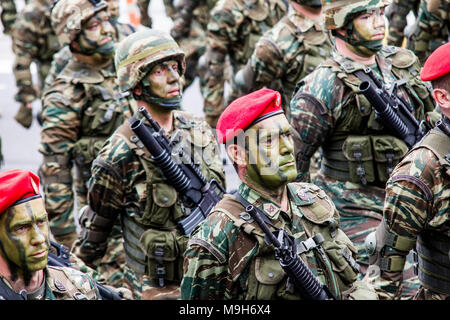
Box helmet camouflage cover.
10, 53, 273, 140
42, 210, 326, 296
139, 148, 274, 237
51, 0, 109, 47
322, 0, 391, 30
114, 29, 186, 93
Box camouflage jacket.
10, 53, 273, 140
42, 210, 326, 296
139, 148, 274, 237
290, 46, 437, 183
366, 118, 450, 300
235, 6, 332, 117
12, 0, 61, 103
201, 0, 288, 123
81, 107, 225, 299
43, 21, 136, 93
0, 266, 100, 300
408, 0, 449, 63
0, 0, 17, 35
386, 0, 420, 46
181, 182, 378, 300
39, 59, 132, 238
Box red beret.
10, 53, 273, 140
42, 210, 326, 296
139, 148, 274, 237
0, 169, 41, 215
420, 42, 450, 81
216, 88, 283, 143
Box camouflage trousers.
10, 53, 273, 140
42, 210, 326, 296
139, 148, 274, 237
123, 264, 181, 300
313, 172, 420, 299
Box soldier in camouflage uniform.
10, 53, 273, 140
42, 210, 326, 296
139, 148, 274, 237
0, 169, 101, 300
290, 0, 439, 299
11, 0, 61, 129
364, 42, 450, 300
170, 0, 218, 91
39, 0, 131, 259
0, 0, 17, 35
76, 29, 226, 300
43, 0, 136, 93
407, 0, 449, 64
232, 0, 332, 119
200, 0, 288, 128
182, 88, 378, 300
385, 0, 420, 47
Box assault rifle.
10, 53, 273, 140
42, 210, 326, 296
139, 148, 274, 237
48, 240, 123, 300
238, 195, 337, 300
130, 107, 226, 235
356, 68, 429, 148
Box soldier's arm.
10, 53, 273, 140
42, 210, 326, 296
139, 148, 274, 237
11, 8, 41, 104
170, 0, 199, 41
408, 0, 448, 63
0, 0, 17, 35
201, 6, 239, 126
136, 0, 152, 27
365, 148, 442, 299
38, 84, 83, 239
76, 145, 125, 264
289, 71, 342, 182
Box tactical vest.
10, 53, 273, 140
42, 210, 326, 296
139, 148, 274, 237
57, 59, 130, 191
407, 122, 450, 294
113, 111, 219, 285
205, 183, 373, 300
318, 47, 435, 186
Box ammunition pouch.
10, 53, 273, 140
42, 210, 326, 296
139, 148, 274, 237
322, 135, 408, 185
72, 137, 106, 185
416, 234, 450, 294
40, 154, 73, 184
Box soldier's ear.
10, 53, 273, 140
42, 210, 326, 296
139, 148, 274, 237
133, 83, 143, 96
227, 144, 247, 168
432, 88, 450, 113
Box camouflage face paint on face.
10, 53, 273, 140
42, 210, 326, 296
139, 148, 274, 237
345, 8, 386, 56
244, 114, 298, 189
0, 198, 50, 274
77, 10, 116, 57
146, 60, 182, 99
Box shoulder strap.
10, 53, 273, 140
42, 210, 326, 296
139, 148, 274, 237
0, 277, 26, 300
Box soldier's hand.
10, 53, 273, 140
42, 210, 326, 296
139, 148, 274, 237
14, 102, 33, 129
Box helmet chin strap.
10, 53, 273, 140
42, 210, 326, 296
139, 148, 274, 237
334, 21, 383, 55
138, 80, 182, 111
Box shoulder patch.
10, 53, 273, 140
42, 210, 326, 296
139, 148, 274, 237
288, 182, 334, 224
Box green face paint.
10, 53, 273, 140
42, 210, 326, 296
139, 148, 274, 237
139, 60, 182, 110
344, 7, 386, 56
76, 10, 116, 57
244, 114, 298, 189
0, 198, 50, 274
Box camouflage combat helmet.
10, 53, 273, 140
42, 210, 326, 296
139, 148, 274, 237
51, 0, 109, 47
115, 29, 186, 93
322, 0, 390, 30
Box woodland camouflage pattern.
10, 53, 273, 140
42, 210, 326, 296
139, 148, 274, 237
182, 182, 378, 300
11, 0, 61, 104
321, 0, 391, 30
235, 6, 332, 118
115, 30, 185, 93
366, 124, 450, 300
290, 46, 438, 298
84, 110, 226, 300
407, 0, 449, 63
385, 0, 420, 46
0, 0, 17, 35
201, 0, 288, 127
39, 59, 132, 247
170, 0, 218, 90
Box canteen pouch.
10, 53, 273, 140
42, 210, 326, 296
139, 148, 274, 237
342, 135, 375, 184
138, 182, 179, 226
139, 228, 181, 283
321, 229, 359, 286
371, 135, 408, 182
